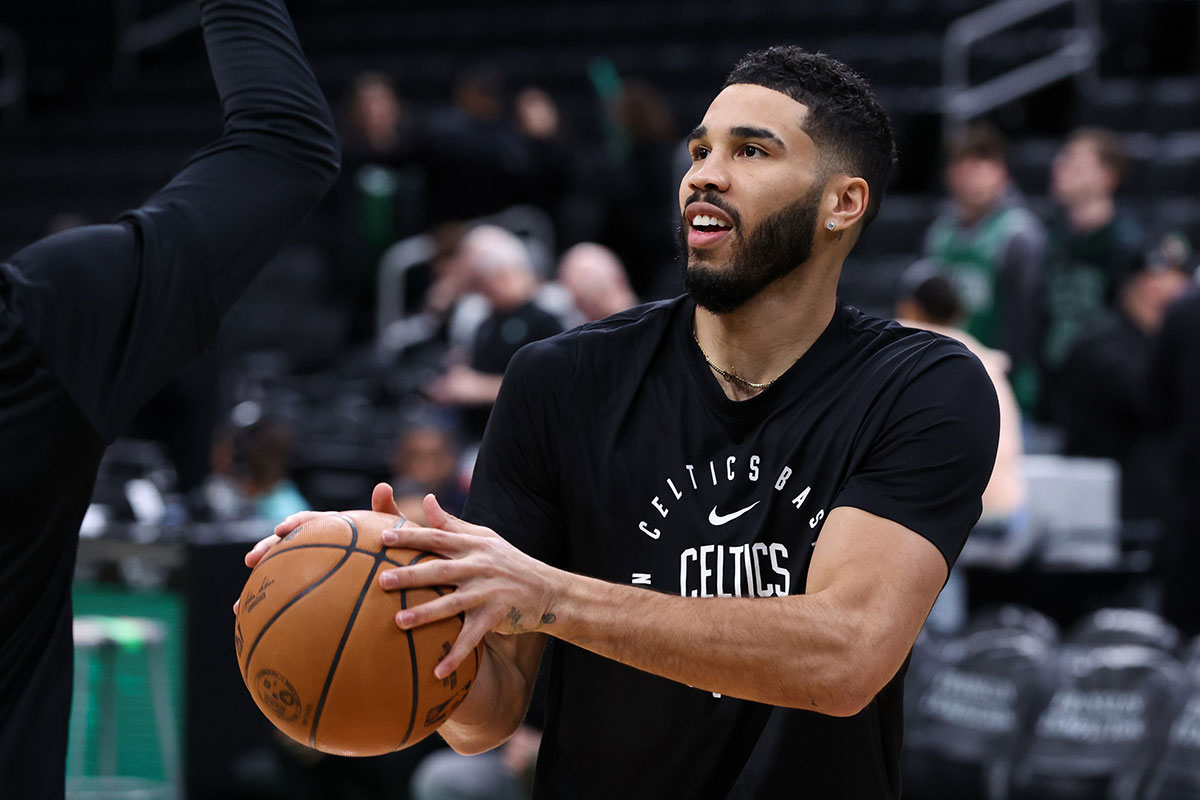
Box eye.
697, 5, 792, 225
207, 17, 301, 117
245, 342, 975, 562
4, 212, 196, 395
690, 146, 710, 161
742, 144, 765, 158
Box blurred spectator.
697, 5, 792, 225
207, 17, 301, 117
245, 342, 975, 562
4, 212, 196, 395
1150, 272, 1200, 634
896, 270, 1026, 632
340, 71, 418, 173
515, 87, 578, 241
422, 65, 531, 224
334, 72, 423, 340
557, 242, 638, 324
204, 402, 309, 522
923, 122, 1044, 411
428, 226, 563, 440
1060, 235, 1192, 523
1038, 127, 1145, 424
600, 78, 681, 300
406, 222, 471, 319
390, 414, 469, 525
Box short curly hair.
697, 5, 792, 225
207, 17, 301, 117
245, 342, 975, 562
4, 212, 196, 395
724, 46, 897, 229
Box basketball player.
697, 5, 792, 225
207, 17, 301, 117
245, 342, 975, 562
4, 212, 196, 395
0, 1, 338, 795
262, 47, 998, 798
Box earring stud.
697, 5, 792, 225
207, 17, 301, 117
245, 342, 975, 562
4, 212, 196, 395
826, 221, 836, 231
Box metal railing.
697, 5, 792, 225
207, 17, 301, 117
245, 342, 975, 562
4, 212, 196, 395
0, 25, 25, 125
942, 0, 1101, 137
113, 0, 201, 80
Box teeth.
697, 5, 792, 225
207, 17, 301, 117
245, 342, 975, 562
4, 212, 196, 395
691, 214, 731, 229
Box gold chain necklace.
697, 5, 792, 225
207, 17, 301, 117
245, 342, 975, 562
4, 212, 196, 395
692, 327, 783, 390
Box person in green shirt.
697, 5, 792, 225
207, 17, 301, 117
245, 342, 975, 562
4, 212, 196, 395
1038, 127, 1145, 424
924, 123, 1045, 411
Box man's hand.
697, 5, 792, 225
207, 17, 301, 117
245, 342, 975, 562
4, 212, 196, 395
376, 494, 560, 680
233, 482, 404, 614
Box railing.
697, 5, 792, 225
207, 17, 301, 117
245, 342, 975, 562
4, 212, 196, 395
942, 0, 1101, 137
113, 0, 202, 80
0, 25, 25, 125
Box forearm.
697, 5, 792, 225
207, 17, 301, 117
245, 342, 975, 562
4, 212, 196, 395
439, 633, 544, 754
548, 571, 873, 716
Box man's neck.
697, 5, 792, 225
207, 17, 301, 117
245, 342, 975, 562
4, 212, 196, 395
1065, 195, 1115, 233
692, 264, 838, 401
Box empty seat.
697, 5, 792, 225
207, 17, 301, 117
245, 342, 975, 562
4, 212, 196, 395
1009, 645, 1184, 800
905, 630, 1055, 800
1139, 680, 1200, 800
1066, 608, 1182, 656
1074, 80, 1146, 132
965, 605, 1061, 644
1144, 79, 1200, 134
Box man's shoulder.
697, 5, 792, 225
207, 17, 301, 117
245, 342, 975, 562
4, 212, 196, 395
839, 304, 988, 393
841, 303, 970, 357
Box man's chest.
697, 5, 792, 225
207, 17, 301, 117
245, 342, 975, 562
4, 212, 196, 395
554, 398, 862, 597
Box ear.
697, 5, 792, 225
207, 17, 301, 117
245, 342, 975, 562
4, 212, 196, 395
824, 176, 870, 233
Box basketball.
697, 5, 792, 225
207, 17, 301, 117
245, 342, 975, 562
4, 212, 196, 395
234, 510, 478, 756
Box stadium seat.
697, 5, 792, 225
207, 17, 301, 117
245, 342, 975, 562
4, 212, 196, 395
904, 630, 1055, 800
1138, 679, 1200, 800
964, 605, 1061, 644
1008, 645, 1184, 800
1066, 609, 1182, 656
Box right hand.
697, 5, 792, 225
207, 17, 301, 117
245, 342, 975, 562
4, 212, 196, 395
232, 482, 401, 614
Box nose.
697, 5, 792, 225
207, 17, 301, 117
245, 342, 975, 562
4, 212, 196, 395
687, 156, 730, 194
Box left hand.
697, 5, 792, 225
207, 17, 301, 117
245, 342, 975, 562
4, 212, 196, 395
377, 493, 560, 680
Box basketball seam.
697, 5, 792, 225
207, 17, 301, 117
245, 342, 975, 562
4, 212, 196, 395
259, 543, 377, 567
308, 515, 373, 748
241, 515, 360, 683
400, 587, 421, 747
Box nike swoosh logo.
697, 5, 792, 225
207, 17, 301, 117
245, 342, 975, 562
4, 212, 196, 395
708, 501, 761, 526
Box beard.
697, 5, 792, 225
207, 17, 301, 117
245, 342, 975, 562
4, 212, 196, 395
678, 184, 823, 315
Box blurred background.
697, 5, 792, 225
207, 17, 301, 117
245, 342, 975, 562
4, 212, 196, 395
2, 0, 1199, 798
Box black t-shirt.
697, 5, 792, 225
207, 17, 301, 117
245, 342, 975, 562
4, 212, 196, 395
464, 297, 999, 799
462, 300, 563, 439
0, 1, 338, 795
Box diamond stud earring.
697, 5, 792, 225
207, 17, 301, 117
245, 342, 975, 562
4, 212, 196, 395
826, 221, 836, 231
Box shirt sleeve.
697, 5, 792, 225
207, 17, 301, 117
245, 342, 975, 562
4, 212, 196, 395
463, 337, 572, 565
831, 340, 1001, 569
0, 0, 338, 440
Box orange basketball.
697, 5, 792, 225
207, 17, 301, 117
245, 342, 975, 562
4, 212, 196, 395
234, 510, 478, 756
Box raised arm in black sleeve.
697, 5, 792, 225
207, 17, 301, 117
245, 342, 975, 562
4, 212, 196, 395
1, 0, 339, 438
0, 1, 336, 795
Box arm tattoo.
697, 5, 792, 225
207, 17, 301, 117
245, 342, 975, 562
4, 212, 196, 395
506, 607, 523, 631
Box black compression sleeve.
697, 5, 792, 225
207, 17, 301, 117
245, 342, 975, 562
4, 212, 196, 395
0, 0, 339, 438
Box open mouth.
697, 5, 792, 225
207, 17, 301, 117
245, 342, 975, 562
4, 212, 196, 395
686, 204, 735, 248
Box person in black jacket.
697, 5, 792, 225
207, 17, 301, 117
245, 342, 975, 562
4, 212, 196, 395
0, 1, 339, 795
1151, 282, 1200, 633
1060, 241, 1190, 521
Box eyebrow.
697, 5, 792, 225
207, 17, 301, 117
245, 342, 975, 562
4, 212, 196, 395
685, 125, 787, 150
